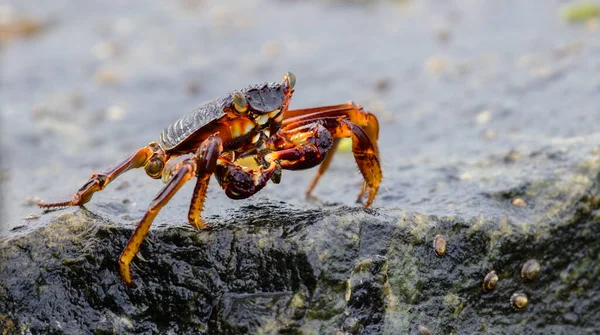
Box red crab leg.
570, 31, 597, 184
38, 143, 163, 208
266, 116, 381, 207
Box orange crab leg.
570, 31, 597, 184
187, 135, 223, 230
277, 102, 381, 203
266, 117, 381, 207
283, 102, 358, 119
118, 158, 197, 286
38, 143, 164, 208
304, 138, 341, 198
119, 135, 225, 285
283, 101, 380, 153
329, 119, 381, 207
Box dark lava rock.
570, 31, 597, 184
1, 143, 600, 334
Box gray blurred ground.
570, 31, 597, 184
1, 0, 600, 334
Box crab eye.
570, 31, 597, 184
284, 72, 296, 90
232, 91, 248, 113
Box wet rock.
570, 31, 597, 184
2, 143, 600, 333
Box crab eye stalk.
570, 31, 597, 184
284, 71, 296, 90
232, 91, 248, 113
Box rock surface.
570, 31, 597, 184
2, 140, 600, 334
2, 0, 600, 334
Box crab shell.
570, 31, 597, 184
159, 82, 289, 152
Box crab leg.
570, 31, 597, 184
280, 102, 380, 200
266, 117, 381, 207
304, 138, 341, 198
119, 135, 222, 285
118, 158, 197, 286
283, 101, 379, 153
187, 135, 223, 230
38, 143, 162, 208
329, 119, 381, 207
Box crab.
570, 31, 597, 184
39, 72, 382, 286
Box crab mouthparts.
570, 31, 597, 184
254, 109, 281, 125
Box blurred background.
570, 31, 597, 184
1, 0, 599, 233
